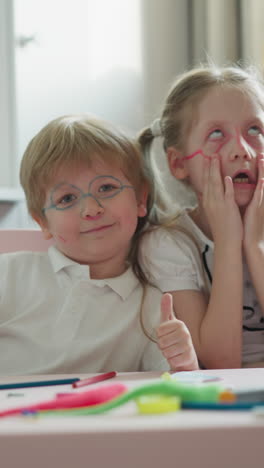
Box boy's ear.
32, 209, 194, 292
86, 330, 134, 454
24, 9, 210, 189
32, 214, 53, 240
167, 146, 189, 180
137, 185, 148, 218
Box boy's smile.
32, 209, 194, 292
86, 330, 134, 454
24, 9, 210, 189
37, 161, 147, 278
80, 223, 115, 235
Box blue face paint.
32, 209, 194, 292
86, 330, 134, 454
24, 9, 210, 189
43, 175, 134, 212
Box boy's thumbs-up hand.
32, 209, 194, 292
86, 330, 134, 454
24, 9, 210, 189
156, 293, 198, 371
160, 292, 175, 322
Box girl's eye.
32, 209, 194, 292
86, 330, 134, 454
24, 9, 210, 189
248, 125, 262, 136
208, 129, 224, 140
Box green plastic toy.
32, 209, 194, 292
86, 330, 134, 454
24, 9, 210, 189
40, 379, 224, 417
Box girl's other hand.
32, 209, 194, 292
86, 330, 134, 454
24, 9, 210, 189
156, 293, 198, 371
244, 157, 264, 251
202, 155, 243, 245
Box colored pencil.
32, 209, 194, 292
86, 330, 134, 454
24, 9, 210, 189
0, 378, 80, 390
72, 371, 117, 388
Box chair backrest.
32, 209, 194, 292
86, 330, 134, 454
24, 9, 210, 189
0, 229, 54, 253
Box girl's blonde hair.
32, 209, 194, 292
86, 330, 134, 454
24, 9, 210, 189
138, 63, 264, 220
20, 114, 155, 284
137, 64, 264, 295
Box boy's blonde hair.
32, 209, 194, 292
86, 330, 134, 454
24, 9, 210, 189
20, 114, 158, 285
20, 114, 148, 220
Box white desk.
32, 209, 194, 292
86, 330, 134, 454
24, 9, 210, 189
0, 369, 264, 468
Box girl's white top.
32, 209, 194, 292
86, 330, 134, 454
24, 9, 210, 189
139, 211, 264, 366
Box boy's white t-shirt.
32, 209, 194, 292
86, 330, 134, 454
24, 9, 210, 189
0, 246, 169, 375
139, 211, 264, 366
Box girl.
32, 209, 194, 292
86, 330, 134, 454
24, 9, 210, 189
0, 115, 198, 375
138, 64, 264, 369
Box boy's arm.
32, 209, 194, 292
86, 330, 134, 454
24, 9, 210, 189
170, 241, 243, 369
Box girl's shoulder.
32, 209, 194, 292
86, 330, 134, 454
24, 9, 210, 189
138, 212, 206, 292
140, 214, 198, 271
141, 210, 205, 252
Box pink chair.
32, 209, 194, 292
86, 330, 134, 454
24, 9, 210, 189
0, 229, 54, 253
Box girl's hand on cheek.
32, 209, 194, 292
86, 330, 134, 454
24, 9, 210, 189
202, 155, 242, 245
244, 157, 264, 251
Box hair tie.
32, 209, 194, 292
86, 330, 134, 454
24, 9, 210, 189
150, 118, 161, 137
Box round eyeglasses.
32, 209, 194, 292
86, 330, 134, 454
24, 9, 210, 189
42, 175, 135, 212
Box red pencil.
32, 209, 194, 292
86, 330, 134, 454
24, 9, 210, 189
72, 371, 117, 388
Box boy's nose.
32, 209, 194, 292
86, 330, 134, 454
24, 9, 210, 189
79, 195, 104, 217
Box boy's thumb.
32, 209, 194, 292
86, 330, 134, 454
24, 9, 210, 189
160, 293, 175, 323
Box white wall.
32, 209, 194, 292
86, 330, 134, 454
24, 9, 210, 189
0, 0, 17, 187
0, 0, 193, 227
1, 0, 261, 227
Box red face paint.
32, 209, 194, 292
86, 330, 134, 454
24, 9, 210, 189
182, 131, 263, 161
182, 149, 210, 161
58, 235, 67, 243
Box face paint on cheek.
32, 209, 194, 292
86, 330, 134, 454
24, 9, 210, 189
182, 149, 210, 161
215, 136, 231, 153
182, 135, 232, 161
57, 235, 67, 243
182, 145, 223, 161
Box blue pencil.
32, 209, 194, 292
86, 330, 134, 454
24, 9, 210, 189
182, 401, 264, 410
0, 378, 80, 390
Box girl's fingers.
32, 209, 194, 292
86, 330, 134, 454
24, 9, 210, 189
202, 154, 223, 210
260, 180, 264, 206
224, 175, 234, 199
202, 157, 210, 201
253, 158, 264, 207
254, 178, 264, 207
209, 155, 224, 200
258, 157, 264, 181
204, 156, 216, 200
